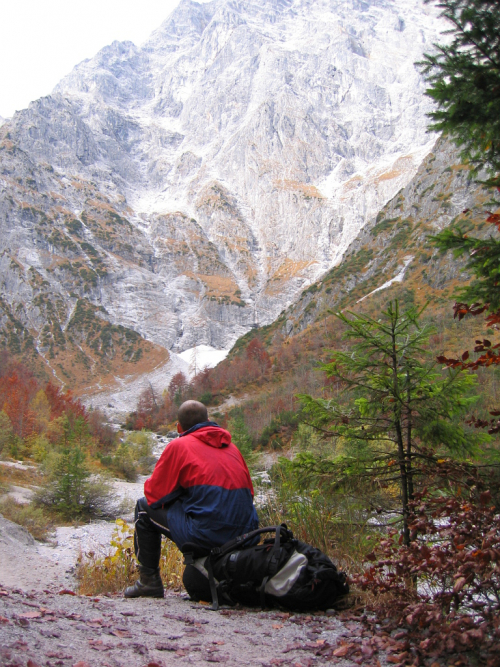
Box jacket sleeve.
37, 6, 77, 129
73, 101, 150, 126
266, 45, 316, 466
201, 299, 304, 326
144, 440, 186, 508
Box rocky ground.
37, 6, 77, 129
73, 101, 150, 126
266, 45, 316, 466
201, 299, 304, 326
0, 448, 360, 667
0, 516, 358, 667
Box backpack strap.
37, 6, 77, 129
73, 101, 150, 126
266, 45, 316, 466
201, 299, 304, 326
259, 524, 284, 609
210, 524, 291, 559
267, 524, 283, 576
205, 556, 219, 611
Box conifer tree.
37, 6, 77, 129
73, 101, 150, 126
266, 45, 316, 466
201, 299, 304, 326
228, 410, 254, 463
425, 3, 500, 433
420, 0, 500, 179
299, 302, 484, 545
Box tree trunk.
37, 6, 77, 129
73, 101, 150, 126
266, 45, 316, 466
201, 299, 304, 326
406, 379, 414, 504
390, 314, 410, 547
395, 418, 410, 547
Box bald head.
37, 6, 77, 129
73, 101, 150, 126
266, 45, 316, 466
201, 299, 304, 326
177, 400, 209, 432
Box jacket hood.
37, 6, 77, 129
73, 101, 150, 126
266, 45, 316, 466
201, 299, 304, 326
190, 425, 232, 448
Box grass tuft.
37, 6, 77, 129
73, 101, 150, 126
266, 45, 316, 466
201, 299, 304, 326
0, 497, 53, 541
75, 518, 184, 596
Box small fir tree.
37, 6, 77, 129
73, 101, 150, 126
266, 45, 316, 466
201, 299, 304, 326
299, 301, 485, 545
51, 446, 91, 518
228, 411, 255, 465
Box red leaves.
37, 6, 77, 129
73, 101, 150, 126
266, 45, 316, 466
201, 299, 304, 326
480, 490, 492, 506
453, 301, 488, 320
453, 576, 467, 593
486, 211, 500, 230
18, 611, 41, 620
246, 337, 272, 373
88, 639, 113, 651
109, 629, 132, 638
467, 411, 500, 434
155, 642, 179, 651
387, 652, 408, 663
485, 310, 500, 326
443, 303, 500, 434
1, 371, 37, 438
44, 381, 86, 421
350, 476, 500, 667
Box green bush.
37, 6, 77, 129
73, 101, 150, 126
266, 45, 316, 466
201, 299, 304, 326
107, 442, 138, 481
258, 410, 300, 448
199, 391, 213, 405
0, 411, 13, 455
35, 446, 113, 519
100, 431, 155, 480
228, 411, 259, 467
259, 458, 374, 569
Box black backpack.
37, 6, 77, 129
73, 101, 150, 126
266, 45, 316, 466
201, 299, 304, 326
181, 524, 349, 612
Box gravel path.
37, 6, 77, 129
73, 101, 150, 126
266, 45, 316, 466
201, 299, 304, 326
0, 515, 355, 667
0, 442, 362, 666
0, 516, 360, 667
0, 585, 352, 667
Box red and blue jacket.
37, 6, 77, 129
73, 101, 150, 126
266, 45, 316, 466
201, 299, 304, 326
144, 422, 259, 550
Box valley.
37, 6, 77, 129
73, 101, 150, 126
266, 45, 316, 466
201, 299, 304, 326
1, 1, 500, 665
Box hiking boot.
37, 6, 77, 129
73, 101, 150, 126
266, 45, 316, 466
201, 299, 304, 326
124, 566, 164, 599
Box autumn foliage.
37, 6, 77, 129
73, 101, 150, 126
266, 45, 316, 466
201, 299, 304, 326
433, 209, 500, 434
0, 351, 104, 453
349, 457, 500, 666
126, 336, 277, 432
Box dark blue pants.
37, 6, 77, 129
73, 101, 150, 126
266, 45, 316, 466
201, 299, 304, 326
134, 497, 173, 571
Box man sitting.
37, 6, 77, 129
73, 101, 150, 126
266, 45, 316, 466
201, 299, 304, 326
125, 399, 259, 598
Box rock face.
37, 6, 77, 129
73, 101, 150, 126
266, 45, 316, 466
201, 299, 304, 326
271, 138, 490, 336
0, 0, 447, 390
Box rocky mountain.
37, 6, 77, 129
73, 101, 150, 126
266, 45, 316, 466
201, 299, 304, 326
260, 137, 491, 340
0, 0, 447, 395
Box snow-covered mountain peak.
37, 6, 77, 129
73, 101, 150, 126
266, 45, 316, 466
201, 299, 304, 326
1, 0, 449, 389
146, 0, 219, 51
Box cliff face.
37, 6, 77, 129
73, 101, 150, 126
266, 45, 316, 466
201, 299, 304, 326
271, 138, 491, 337
0, 0, 447, 392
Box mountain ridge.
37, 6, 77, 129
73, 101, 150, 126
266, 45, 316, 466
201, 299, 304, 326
0, 0, 447, 396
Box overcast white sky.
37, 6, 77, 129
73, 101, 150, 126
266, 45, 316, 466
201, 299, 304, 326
0, 0, 190, 119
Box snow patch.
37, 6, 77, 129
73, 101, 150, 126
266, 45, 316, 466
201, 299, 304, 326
178, 344, 229, 378
82, 346, 228, 421
357, 256, 414, 304
82, 354, 189, 422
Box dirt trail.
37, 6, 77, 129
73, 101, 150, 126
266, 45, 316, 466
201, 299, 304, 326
0, 446, 357, 666
0, 518, 352, 667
